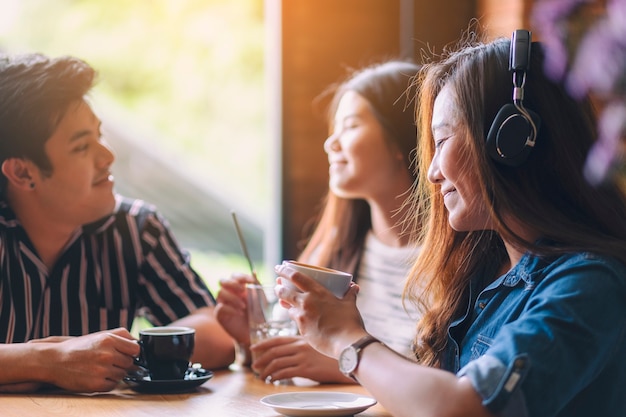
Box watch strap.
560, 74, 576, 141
351, 334, 380, 352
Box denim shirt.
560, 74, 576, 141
441, 251, 626, 417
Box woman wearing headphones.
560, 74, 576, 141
276, 31, 626, 417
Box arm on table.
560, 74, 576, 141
171, 306, 236, 370
0, 328, 139, 393
274, 263, 493, 417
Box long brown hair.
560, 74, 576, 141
299, 60, 423, 274
407, 37, 626, 366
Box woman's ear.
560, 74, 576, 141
1, 158, 36, 190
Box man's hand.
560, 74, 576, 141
38, 327, 140, 392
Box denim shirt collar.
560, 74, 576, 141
488, 244, 555, 291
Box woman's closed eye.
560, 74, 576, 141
73, 142, 89, 153
434, 136, 451, 149
336, 115, 363, 132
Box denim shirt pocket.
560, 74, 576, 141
471, 334, 494, 360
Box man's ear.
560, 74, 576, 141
1, 158, 36, 190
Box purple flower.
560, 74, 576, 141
566, 0, 626, 99
532, 0, 626, 184
584, 102, 626, 185
531, 0, 592, 80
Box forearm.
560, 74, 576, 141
171, 307, 235, 369
315, 361, 356, 384
2, 329, 140, 393
353, 342, 492, 417
300, 346, 355, 383
0, 343, 51, 388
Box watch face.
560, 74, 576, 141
339, 346, 359, 375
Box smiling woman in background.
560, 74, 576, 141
216, 60, 425, 383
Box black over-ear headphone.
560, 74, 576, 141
486, 29, 541, 167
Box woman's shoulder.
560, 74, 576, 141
522, 251, 626, 293
544, 251, 626, 274
364, 231, 420, 257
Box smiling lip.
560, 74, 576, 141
328, 160, 347, 172
442, 187, 456, 198
328, 157, 347, 165
94, 174, 114, 186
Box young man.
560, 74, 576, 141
0, 53, 234, 393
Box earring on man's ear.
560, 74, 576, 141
29, 182, 35, 189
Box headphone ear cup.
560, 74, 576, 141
486, 103, 539, 167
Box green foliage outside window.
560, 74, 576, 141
0, 0, 268, 289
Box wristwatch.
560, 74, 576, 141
338, 334, 381, 380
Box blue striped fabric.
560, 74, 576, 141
0, 195, 214, 343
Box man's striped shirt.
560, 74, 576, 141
0, 195, 214, 343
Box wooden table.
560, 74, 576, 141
0, 367, 391, 416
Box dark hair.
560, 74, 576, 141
299, 60, 422, 274
0, 53, 96, 192
408, 36, 626, 366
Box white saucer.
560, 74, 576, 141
260, 391, 377, 416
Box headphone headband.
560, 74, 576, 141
509, 29, 531, 73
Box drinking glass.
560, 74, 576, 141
246, 283, 298, 384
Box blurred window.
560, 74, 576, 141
0, 0, 268, 290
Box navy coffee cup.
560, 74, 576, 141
137, 326, 195, 380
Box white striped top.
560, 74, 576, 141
356, 231, 421, 358
0, 195, 214, 343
